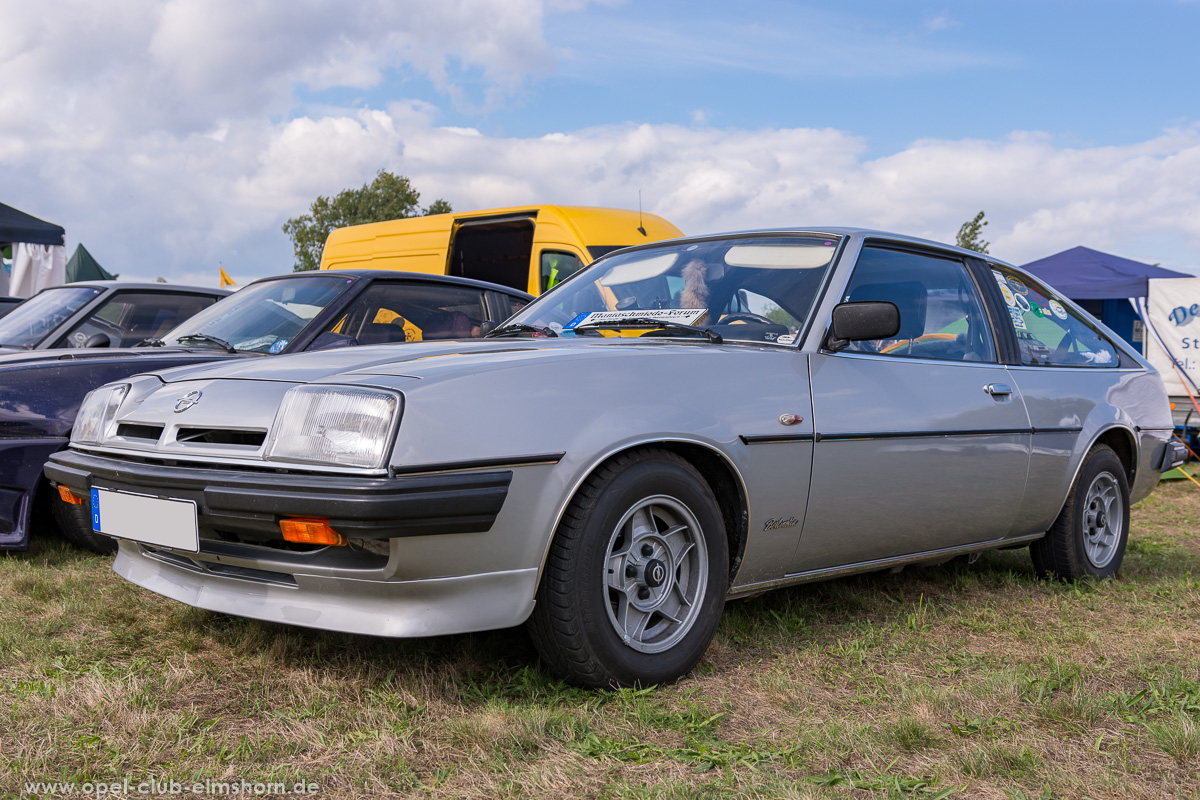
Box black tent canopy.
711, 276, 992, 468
0, 201, 65, 246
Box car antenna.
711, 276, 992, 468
637, 190, 647, 237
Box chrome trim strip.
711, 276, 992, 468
727, 533, 1045, 597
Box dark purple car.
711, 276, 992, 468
0, 270, 530, 553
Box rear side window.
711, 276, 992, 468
989, 266, 1119, 368
840, 246, 996, 363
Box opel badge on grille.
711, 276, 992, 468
173, 389, 203, 413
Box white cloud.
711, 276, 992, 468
0, 0, 558, 144
64, 109, 1200, 284
3, 2, 1199, 285
925, 14, 958, 32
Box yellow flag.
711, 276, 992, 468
219, 266, 236, 287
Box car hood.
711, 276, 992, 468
146, 337, 767, 387
0, 346, 243, 370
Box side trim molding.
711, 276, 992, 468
390, 452, 565, 476
727, 533, 1045, 597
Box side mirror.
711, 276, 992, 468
478, 320, 496, 337
825, 302, 900, 352
83, 332, 111, 348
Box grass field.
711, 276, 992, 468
3, 476, 1199, 800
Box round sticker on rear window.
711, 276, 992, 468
1000, 285, 1016, 307
269, 339, 289, 354
1007, 277, 1028, 295
1048, 300, 1068, 320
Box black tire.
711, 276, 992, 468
1030, 444, 1129, 580
51, 490, 117, 555
527, 448, 729, 688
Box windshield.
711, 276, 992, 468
506, 235, 840, 345
0, 286, 102, 348
159, 275, 352, 353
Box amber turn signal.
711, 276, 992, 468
57, 485, 85, 506
279, 517, 347, 546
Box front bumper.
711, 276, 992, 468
45, 449, 511, 541
44, 448, 539, 637
113, 538, 539, 638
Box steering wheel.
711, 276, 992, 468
719, 312, 775, 325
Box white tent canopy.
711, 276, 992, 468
7, 242, 67, 297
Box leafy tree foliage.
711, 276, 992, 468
282, 171, 451, 272
955, 211, 990, 254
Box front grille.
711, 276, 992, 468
176, 427, 267, 447
116, 423, 164, 441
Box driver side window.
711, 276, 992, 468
841, 246, 996, 363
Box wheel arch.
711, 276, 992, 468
1049, 423, 1138, 521
536, 438, 750, 586
1087, 424, 1138, 485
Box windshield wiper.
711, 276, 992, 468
175, 333, 237, 353
575, 317, 723, 344
135, 338, 164, 347
486, 322, 559, 338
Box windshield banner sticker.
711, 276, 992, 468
564, 308, 709, 330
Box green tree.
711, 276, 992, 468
955, 211, 990, 254
282, 170, 451, 271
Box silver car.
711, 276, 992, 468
46, 228, 1186, 687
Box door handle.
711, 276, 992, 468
984, 383, 1012, 396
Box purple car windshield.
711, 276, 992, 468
158, 275, 351, 353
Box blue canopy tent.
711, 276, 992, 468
1020, 246, 1190, 351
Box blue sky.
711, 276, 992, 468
314, 0, 1199, 152
2, 0, 1200, 286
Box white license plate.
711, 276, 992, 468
91, 488, 199, 552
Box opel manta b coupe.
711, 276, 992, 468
46, 228, 1185, 687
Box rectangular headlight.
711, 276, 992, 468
72, 384, 130, 444
264, 386, 400, 469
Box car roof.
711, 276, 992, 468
597, 227, 1020, 270
249, 269, 535, 299
46, 281, 230, 294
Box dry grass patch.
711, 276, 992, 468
3, 479, 1200, 798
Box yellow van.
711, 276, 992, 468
319, 205, 683, 296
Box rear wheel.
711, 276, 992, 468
1031, 444, 1128, 580
527, 448, 728, 688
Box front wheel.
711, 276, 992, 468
51, 491, 117, 555
527, 448, 729, 688
1031, 444, 1129, 580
